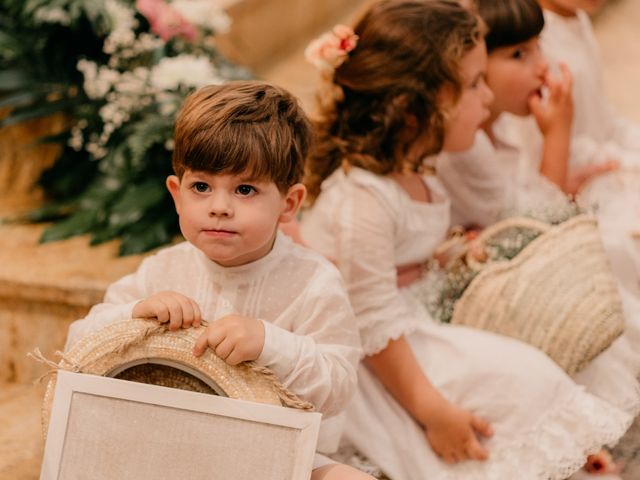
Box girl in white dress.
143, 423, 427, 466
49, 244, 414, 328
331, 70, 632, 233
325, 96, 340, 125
65, 81, 373, 480
300, 1, 633, 479
437, 0, 639, 300
435, 0, 640, 475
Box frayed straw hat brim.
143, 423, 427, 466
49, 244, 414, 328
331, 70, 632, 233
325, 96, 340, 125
41, 319, 313, 437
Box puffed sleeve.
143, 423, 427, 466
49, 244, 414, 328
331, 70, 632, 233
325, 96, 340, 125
332, 184, 423, 356
64, 257, 154, 351
256, 263, 361, 418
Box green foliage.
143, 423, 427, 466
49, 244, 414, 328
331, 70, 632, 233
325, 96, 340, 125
0, 0, 250, 254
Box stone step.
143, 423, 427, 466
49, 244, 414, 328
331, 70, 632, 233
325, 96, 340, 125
0, 223, 144, 384
0, 383, 45, 479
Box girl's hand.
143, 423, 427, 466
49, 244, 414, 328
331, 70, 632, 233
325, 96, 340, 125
565, 159, 619, 196
132, 291, 202, 331
423, 400, 493, 464
193, 314, 265, 366
530, 63, 573, 137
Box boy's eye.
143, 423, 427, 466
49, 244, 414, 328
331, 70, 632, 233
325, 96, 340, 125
236, 184, 256, 196
192, 182, 210, 193
511, 48, 524, 60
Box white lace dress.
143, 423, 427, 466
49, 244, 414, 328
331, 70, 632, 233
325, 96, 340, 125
65, 232, 362, 456
301, 167, 633, 480
437, 133, 640, 420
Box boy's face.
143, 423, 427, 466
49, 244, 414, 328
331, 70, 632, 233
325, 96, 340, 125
539, 0, 605, 16
167, 170, 304, 267
441, 41, 494, 152
486, 37, 548, 117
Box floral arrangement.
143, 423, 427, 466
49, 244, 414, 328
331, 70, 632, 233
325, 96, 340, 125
0, 0, 249, 254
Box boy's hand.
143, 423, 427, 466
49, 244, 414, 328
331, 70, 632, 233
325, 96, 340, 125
193, 314, 265, 366
132, 291, 202, 331
423, 400, 493, 464
530, 63, 573, 136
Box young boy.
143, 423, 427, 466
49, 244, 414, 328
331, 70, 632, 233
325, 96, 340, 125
65, 80, 371, 480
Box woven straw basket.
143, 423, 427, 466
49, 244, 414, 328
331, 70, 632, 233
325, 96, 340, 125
41, 319, 313, 437
452, 215, 625, 376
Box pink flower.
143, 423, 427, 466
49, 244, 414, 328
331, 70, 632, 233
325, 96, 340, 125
304, 24, 358, 72
136, 0, 198, 42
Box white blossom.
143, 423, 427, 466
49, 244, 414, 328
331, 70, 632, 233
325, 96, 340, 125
103, 0, 138, 54
171, 0, 232, 34
150, 55, 221, 91
68, 125, 84, 151
34, 7, 71, 26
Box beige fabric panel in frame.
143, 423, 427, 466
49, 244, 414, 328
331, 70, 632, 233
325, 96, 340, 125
41, 370, 321, 480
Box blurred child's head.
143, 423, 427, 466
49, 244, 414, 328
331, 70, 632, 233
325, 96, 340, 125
168, 81, 309, 266
172, 81, 311, 193
477, 0, 548, 117
538, 0, 605, 16
306, 0, 486, 201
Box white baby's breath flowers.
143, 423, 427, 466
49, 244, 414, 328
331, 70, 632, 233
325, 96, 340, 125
77, 60, 123, 99
34, 7, 71, 26
103, 0, 138, 54
171, 0, 232, 34
68, 125, 84, 151
150, 54, 221, 91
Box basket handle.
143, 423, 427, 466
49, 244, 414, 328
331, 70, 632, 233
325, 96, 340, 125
465, 217, 551, 269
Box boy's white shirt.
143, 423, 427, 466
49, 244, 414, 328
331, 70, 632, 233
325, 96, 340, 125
498, 9, 640, 171
65, 231, 362, 452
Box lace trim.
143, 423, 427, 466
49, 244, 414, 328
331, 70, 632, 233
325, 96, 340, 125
361, 320, 421, 357
432, 388, 634, 480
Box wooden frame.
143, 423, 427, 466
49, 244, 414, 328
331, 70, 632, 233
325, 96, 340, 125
41, 370, 322, 480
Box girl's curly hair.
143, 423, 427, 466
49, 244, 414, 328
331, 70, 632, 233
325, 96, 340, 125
305, 0, 485, 204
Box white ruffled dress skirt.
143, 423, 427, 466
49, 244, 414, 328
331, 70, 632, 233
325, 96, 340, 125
343, 294, 637, 480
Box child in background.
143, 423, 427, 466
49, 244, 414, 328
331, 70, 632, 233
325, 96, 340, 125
436, 0, 582, 228
300, 1, 630, 479
437, 0, 639, 297
64, 80, 372, 480
435, 1, 640, 475
502, 0, 640, 172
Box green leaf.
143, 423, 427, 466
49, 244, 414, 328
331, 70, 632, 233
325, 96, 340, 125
0, 90, 48, 109
24, 202, 73, 222
0, 69, 33, 91
89, 224, 122, 245
39, 209, 96, 243
0, 97, 76, 127
108, 181, 167, 228
119, 220, 174, 256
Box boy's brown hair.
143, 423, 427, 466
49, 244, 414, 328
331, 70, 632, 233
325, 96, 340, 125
173, 80, 312, 192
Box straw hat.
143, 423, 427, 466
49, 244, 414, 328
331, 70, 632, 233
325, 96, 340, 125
452, 215, 625, 376
41, 319, 313, 436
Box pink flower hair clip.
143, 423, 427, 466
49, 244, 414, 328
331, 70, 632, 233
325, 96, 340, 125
304, 24, 359, 72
